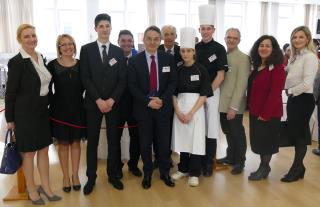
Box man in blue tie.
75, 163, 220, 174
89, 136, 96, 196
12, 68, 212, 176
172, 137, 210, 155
128, 26, 177, 189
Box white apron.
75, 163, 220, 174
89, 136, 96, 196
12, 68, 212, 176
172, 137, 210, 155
171, 93, 206, 155
205, 88, 220, 139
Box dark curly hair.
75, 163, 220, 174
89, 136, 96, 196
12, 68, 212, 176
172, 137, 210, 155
250, 35, 283, 70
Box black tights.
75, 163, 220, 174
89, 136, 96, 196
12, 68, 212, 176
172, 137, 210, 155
260, 154, 271, 167
292, 145, 307, 169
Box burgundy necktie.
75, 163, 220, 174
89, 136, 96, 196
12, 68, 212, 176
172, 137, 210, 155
149, 55, 157, 93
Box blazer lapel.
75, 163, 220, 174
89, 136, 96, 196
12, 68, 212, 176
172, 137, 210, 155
92, 42, 104, 66
140, 51, 150, 90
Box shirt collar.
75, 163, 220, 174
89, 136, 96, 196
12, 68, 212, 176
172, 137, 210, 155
19, 47, 38, 59
145, 50, 158, 59
97, 40, 110, 49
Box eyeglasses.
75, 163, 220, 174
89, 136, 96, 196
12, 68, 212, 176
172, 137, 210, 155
59, 43, 74, 47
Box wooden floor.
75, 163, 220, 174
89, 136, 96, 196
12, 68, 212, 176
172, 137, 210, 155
0, 114, 320, 207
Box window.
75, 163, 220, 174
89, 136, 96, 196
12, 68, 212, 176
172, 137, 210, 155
164, 0, 208, 43
98, 0, 148, 48
276, 4, 304, 48
33, 0, 87, 57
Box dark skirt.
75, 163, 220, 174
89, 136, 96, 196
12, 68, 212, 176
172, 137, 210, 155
287, 93, 315, 146
249, 115, 281, 155
15, 96, 52, 152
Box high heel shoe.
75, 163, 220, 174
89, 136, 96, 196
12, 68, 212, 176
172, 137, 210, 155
72, 175, 81, 191
27, 189, 45, 205
248, 166, 271, 181
280, 166, 305, 182
38, 186, 62, 201
63, 178, 71, 193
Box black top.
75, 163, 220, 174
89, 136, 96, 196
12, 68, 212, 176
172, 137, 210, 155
195, 39, 228, 82
174, 62, 213, 97
48, 59, 85, 141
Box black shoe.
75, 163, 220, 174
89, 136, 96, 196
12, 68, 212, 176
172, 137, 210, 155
202, 165, 213, 177
129, 167, 143, 177
141, 176, 151, 189
216, 157, 234, 165
281, 166, 305, 183
153, 160, 159, 169
160, 174, 175, 187
72, 175, 81, 191
83, 181, 95, 195
248, 166, 271, 181
115, 171, 123, 179
108, 178, 124, 190
63, 186, 71, 193
231, 164, 244, 175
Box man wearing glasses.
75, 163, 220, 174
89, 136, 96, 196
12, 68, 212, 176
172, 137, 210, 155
128, 26, 177, 189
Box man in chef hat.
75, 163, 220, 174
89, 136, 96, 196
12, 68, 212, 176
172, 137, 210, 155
195, 4, 228, 177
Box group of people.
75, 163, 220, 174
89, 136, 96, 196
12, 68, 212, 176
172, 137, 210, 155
4, 4, 319, 205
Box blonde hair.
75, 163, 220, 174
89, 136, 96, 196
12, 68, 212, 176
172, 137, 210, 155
16, 24, 35, 43
290, 26, 315, 57
56, 34, 77, 57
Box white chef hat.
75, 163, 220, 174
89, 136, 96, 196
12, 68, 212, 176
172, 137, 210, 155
198, 4, 215, 26
180, 27, 196, 49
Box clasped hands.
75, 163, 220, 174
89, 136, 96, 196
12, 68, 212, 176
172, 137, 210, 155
96, 98, 115, 113
148, 97, 163, 109
176, 111, 193, 124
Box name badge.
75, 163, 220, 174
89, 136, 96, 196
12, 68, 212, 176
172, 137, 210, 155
109, 58, 117, 66
190, 75, 200, 81
208, 54, 217, 62
177, 61, 183, 67
162, 66, 170, 73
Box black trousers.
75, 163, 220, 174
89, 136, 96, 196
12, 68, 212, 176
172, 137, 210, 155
201, 138, 217, 168
118, 115, 140, 169
287, 93, 315, 146
138, 112, 171, 177
220, 113, 247, 166
178, 153, 202, 177
85, 107, 121, 182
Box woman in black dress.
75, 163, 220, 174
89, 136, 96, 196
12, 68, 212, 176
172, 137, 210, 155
48, 34, 85, 192
5, 24, 61, 205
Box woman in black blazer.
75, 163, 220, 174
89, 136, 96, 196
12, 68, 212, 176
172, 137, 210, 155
5, 24, 61, 205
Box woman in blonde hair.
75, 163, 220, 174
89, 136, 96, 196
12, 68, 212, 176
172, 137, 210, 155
5, 24, 61, 205
283, 26, 318, 182
47, 34, 85, 192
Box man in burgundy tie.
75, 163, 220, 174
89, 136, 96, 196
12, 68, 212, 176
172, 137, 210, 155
128, 26, 177, 189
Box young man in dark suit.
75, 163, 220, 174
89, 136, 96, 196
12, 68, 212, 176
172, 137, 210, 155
128, 26, 177, 189
80, 13, 126, 194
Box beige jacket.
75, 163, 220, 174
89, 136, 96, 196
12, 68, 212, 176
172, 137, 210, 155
219, 48, 250, 114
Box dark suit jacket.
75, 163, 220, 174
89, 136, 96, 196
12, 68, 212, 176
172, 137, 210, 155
128, 50, 177, 120
5, 53, 47, 122
80, 41, 126, 110
158, 44, 182, 67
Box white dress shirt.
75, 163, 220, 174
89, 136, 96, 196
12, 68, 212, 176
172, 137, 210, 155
97, 40, 110, 61
285, 48, 318, 96
19, 48, 52, 96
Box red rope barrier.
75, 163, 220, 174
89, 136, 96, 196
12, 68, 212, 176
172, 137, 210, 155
1, 108, 137, 129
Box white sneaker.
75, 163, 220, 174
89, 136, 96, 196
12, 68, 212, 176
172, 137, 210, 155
171, 171, 188, 180
188, 176, 199, 187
